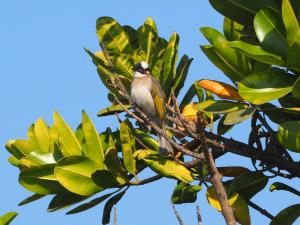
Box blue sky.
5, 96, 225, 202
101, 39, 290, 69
0, 0, 299, 225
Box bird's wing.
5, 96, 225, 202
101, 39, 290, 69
150, 76, 166, 119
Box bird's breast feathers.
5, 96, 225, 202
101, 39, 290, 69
131, 77, 157, 117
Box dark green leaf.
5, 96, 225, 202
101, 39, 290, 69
102, 189, 127, 225
92, 170, 121, 188
209, 0, 279, 25
270, 182, 300, 196
173, 55, 193, 97
18, 194, 45, 206
48, 192, 87, 212
171, 182, 201, 204
179, 84, 196, 110
228, 171, 268, 200
293, 77, 300, 99
287, 35, 300, 71
66, 191, 118, 215
270, 204, 300, 225
223, 17, 244, 41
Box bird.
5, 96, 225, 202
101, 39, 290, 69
131, 61, 173, 155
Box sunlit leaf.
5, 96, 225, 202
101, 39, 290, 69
224, 107, 257, 125
277, 120, 300, 152
254, 7, 288, 58
55, 156, 103, 196
198, 100, 248, 113
19, 164, 63, 195
82, 111, 105, 168
282, 0, 300, 45
0, 212, 18, 225
238, 71, 296, 105
53, 112, 82, 156
97, 104, 132, 117
34, 118, 50, 152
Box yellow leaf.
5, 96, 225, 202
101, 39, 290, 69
182, 103, 198, 123
206, 186, 250, 225
198, 79, 243, 101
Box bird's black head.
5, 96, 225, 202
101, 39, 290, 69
133, 61, 150, 75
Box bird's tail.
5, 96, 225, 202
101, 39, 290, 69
158, 134, 173, 155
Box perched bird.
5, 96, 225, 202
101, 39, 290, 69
131, 61, 173, 155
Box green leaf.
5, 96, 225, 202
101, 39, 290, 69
217, 115, 234, 135
206, 186, 250, 225
179, 84, 196, 110
238, 71, 296, 104
82, 111, 105, 168
18, 194, 45, 206
254, 7, 288, 58
261, 103, 300, 124
194, 81, 205, 102
0, 212, 17, 225
270, 204, 300, 225
55, 156, 103, 196
19, 164, 63, 195
282, 0, 300, 45
209, 0, 279, 25
142, 156, 193, 183
102, 189, 127, 225
112, 54, 135, 79
197, 100, 248, 114
139, 17, 158, 64
135, 129, 159, 151
48, 192, 87, 212
97, 104, 132, 117
53, 112, 82, 156
277, 120, 300, 152
66, 191, 118, 215
200, 44, 250, 82
173, 55, 193, 97
224, 107, 257, 125
228, 171, 268, 200
287, 35, 300, 71
104, 147, 128, 185
293, 77, 300, 99
227, 41, 285, 66
162, 32, 179, 97
96, 17, 132, 54
120, 120, 136, 176
171, 182, 201, 204
27, 151, 56, 165
34, 118, 50, 152
92, 170, 121, 188
200, 27, 226, 44
270, 182, 300, 196
223, 17, 244, 41
5, 140, 25, 160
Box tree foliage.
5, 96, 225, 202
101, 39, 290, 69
3, 0, 300, 224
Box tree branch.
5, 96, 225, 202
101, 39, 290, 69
171, 203, 185, 225
248, 200, 274, 220
197, 113, 236, 225
196, 205, 203, 225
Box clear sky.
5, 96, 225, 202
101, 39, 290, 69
1, 1, 299, 225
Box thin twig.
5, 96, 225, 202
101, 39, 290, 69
171, 203, 185, 225
196, 205, 203, 225
197, 113, 236, 225
248, 200, 274, 220
114, 207, 117, 225
129, 175, 162, 185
